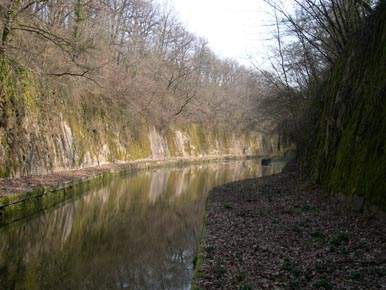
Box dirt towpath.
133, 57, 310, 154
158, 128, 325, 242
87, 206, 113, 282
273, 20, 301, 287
0, 164, 127, 197
194, 162, 386, 290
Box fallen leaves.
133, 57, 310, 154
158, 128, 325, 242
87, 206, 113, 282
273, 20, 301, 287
195, 162, 386, 290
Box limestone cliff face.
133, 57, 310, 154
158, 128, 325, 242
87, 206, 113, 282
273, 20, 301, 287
0, 119, 280, 177
0, 118, 280, 177
0, 58, 281, 177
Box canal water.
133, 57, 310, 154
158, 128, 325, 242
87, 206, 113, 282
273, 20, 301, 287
0, 159, 285, 290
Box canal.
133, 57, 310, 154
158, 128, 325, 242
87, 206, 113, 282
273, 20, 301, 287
0, 159, 285, 290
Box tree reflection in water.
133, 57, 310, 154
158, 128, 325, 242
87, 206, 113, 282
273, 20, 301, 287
0, 159, 285, 290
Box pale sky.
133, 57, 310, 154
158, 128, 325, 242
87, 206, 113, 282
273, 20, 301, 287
166, 0, 293, 67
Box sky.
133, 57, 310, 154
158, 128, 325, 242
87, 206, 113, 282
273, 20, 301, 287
165, 0, 293, 67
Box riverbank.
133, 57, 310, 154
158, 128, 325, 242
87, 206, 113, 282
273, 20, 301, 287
193, 161, 386, 289
0, 155, 268, 226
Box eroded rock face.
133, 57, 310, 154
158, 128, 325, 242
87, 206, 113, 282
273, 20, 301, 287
0, 120, 282, 177
174, 130, 190, 157
60, 120, 75, 168
149, 127, 169, 159
0, 57, 287, 177
0, 85, 282, 177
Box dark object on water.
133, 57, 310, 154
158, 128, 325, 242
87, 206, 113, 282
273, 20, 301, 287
261, 158, 272, 166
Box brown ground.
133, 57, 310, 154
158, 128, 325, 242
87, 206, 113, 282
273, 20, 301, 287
0, 163, 130, 197
195, 162, 386, 290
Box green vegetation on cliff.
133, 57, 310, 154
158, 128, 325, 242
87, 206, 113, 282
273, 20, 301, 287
0, 57, 278, 177
0, 57, 39, 177
257, 1, 385, 209
302, 3, 386, 209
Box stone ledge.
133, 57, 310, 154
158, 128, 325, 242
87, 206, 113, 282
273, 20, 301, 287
0, 154, 267, 227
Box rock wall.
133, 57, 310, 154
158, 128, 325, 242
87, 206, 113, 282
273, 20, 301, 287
0, 58, 281, 177
0, 119, 279, 177
301, 3, 386, 210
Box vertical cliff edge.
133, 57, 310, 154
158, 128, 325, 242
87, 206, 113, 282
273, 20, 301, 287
0, 57, 282, 177
301, 3, 386, 210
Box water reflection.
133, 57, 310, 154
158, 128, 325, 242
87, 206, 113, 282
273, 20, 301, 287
0, 159, 285, 290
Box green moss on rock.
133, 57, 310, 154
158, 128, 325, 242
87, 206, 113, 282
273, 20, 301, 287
302, 4, 386, 210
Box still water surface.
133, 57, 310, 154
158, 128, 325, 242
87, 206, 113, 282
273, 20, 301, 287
0, 159, 284, 290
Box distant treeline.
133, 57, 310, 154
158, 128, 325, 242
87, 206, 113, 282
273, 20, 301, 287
0, 0, 278, 132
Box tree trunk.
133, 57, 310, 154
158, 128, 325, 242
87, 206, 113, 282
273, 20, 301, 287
1, 0, 21, 55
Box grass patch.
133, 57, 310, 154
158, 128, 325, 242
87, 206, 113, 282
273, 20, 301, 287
311, 231, 326, 242
313, 277, 333, 289
350, 271, 361, 281
302, 203, 319, 212
223, 202, 233, 210
330, 231, 350, 247
238, 284, 253, 290
191, 212, 207, 290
